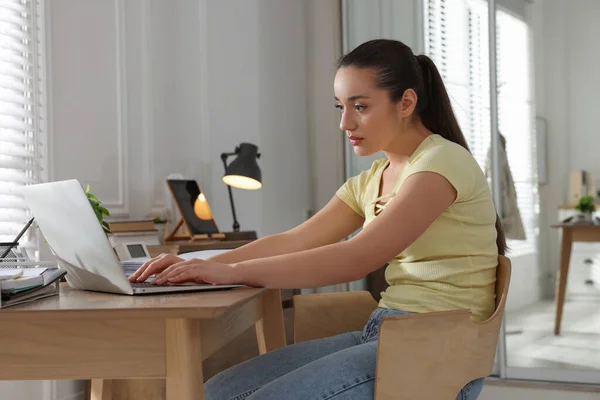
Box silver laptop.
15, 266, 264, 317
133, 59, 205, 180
19, 179, 241, 295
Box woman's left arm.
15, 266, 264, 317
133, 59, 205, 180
153, 172, 456, 288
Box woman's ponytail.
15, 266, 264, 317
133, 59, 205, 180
415, 54, 471, 152
416, 54, 507, 256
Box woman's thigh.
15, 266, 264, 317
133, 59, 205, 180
246, 340, 379, 400
204, 331, 362, 400
458, 378, 484, 400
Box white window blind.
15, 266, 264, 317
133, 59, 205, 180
425, 0, 537, 255
0, 0, 45, 244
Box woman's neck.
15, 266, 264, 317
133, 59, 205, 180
382, 122, 432, 169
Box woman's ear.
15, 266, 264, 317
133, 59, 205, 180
397, 89, 418, 118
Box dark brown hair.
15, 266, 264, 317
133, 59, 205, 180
338, 39, 506, 255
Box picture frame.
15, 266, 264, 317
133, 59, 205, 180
163, 179, 225, 241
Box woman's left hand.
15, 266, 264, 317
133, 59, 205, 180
152, 258, 241, 286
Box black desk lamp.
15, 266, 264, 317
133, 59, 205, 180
221, 143, 261, 240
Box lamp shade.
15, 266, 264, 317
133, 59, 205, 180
222, 143, 262, 190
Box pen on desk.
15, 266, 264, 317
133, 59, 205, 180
0, 217, 35, 259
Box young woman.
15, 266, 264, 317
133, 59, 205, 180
130, 39, 506, 400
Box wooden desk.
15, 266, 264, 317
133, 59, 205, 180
0, 284, 286, 400
552, 223, 600, 335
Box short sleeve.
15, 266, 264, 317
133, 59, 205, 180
335, 160, 384, 217
402, 143, 476, 202
336, 173, 366, 217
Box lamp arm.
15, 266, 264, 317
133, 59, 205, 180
221, 152, 238, 160
221, 153, 240, 232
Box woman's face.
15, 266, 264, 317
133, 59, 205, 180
334, 66, 406, 157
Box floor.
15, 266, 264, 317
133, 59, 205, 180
480, 383, 600, 400
506, 296, 600, 371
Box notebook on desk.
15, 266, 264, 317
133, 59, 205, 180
0, 268, 67, 308
0, 267, 48, 292
18, 180, 242, 295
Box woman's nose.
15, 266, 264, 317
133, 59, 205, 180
339, 111, 357, 132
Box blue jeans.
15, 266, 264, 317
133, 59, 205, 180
205, 307, 484, 400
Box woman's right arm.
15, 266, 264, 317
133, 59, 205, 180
129, 196, 363, 282
206, 196, 364, 264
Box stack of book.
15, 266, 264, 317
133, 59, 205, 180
107, 219, 162, 247
1, 240, 67, 308
0, 263, 67, 308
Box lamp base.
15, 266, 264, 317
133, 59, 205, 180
224, 231, 257, 241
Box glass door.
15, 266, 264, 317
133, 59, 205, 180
422, 0, 600, 385
502, 0, 600, 384
342, 0, 600, 386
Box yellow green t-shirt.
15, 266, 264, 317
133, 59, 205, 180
336, 134, 498, 322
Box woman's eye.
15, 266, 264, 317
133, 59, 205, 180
335, 104, 343, 111
354, 104, 366, 111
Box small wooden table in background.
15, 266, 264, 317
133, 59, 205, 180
0, 284, 286, 400
552, 223, 600, 335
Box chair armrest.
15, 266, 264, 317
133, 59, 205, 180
293, 291, 377, 344
375, 310, 501, 400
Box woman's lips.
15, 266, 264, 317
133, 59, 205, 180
348, 135, 363, 146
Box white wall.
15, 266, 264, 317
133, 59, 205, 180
46, 0, 324, 239
307, 0, 345, 212
12, 0, 342, 399
203, 0, 312, 236
565, 1, 600, 180
533, 0, 600, 297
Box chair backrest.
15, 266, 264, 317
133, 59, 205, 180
474, 255, 512, 377
494, 255, 511, 312
448, 255, 512, 391
374, 255, 512, 400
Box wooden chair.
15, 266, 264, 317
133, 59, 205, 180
293, 256, 511, 400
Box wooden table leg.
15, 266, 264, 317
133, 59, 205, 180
255, 289, 286, 354
555, 228, 573, 335
90, 379, 113, 400
166, 319, 204, 400
106, 380, 165, 400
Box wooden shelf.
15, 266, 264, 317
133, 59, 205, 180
163, 239, 254, 253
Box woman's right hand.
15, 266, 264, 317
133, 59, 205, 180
128, 253, 185, 283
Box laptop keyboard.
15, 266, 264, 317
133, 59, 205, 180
131, 281, 154, 288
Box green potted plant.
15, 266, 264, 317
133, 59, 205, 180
576, 195, 596, 222
85, 184, 111, 234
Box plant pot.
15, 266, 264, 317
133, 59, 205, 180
155, 223, 166, 243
